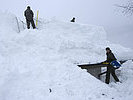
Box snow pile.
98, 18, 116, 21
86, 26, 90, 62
0, 12, 133, 100
0, 11, 20, 33
109, 60, 133, 100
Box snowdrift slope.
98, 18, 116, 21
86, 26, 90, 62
0, 12, 133, 100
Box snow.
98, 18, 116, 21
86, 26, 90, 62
0, 12, 133, 100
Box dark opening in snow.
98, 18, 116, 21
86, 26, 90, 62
78, 60, 129, 80
78, 63, 107, 79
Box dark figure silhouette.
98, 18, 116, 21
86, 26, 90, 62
24, 6, 36, 29
105, 47, 120, 84
71, 17, 75, 22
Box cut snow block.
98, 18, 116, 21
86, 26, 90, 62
78, 63, 107, 79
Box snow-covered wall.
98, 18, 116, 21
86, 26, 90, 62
0, 11, 26, 33
0, 12, 19, 32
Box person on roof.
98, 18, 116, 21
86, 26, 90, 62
24, 6, 36, 29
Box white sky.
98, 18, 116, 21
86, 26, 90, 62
0, 0, 133, 48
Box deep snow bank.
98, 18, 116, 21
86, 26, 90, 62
0, 12, 133, 100
0, 11, 20, 33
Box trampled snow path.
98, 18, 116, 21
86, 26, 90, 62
0, 12, 133, 100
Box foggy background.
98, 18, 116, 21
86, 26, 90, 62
0, 0, 132, 49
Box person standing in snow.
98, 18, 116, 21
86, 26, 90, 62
24, 6, 36, 29
105, 47, 120, 84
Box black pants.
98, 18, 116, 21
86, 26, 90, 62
26, 19, 36, 29
105, 65, 119, 84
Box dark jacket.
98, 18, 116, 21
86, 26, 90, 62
24, 8, 34, 21
106, 51, 117, 63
